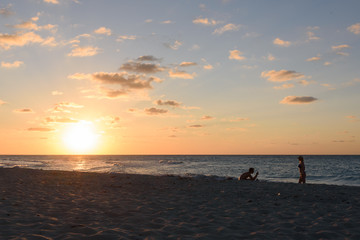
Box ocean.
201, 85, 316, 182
0, 155, 359, 187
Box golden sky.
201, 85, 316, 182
1, 0, 360, 154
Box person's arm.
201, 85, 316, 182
252, 172, 259, 180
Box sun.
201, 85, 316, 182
62, 121, 99, 153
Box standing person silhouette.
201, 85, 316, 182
298, 156, 306, 184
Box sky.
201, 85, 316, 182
0, 0, 360, 155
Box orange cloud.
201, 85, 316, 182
189, 124, 203, 128
229, 50, 246, 60
94, 27, 112, 36
0, 5, 14, 16
201, 116, 214, 120
332, 44, 350, 51
213, 23, 241, 34
347, 23, 360, 35
273, 38, 291, 47
169, 70, 196, 79
27, 127, 55, 132
155, 100, 181, 108
116, 35, 137, 42
14, 108, 34, 113
45, 117, 78, 123
68, 46, 100, 57
44, 0, 59, 4
1, 61, 23, 68
306, 56, 321, 62
193, 17, 220, 26
164, 40, 182, 50
145, 107, 168, 115
273, 83, 295, 90
48, 102, 83, 113
0, 32, 44, 50
203, 64, 213, 70
280, 96, 318, 104
179, 62, 197, 67
261, 70, 304, 82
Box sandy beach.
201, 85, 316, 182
1, 168, 359, 239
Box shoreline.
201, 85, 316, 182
1, 167, 360, 239
2, 165, 360, 188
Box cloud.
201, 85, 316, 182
223, 117, 249, 122
0, 4, 14, 16
336, 52, 349, 56
346, 115, 360, 122
1, 61, 23, 68
213, 23, 241, 34
306, 56, 321, 62
273, 38, 291, 47
203, 64, 213, 70
332, 44, 350, 51
307, 31, 320, 41
94, 27, 112, 36
280, 96, 318, 104
57, 102, 83, 108
0, 32, 44, 50
320, 83, 336, 90
155, 100, 181, 108
161, 20, 173, 24
273, 83, 295, 90
51, 90, 63, 96
343, 78, 360, 86
117, 35, 137, 42
201, 115, 214, 120
119, 62, 164, 73
92, 72, 154, 89
14, 108, 34, 113
100, 88, 128, 99
49, 102, 83, 113
145, 107, 168, 115
193, 17, 220, 26
0, 99, 6, 105
164, 40, 182, 50
13, 20, 57, 32
229, 50, 246, 60
67, 73, 91, 80
267, 53, 275, 61
169, 70, 196, 79
179, 62, 197, 67
137, 55, 161, 62
41, 37, 57, 47
190, 44, 200, 51
70, 71, 160, 99
45, 117, 78, 123
298, 79, 314, 86
306, 27, 320, 41
68, 46, 100, 57
27, 127, 55, 132
261, 70, 305, 82
44, 0, 59, 4
189, 124, 203, 128
347, 23, 360, 35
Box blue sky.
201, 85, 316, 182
0, 0, 359, 154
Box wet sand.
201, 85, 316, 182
1, 167, 359, 239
